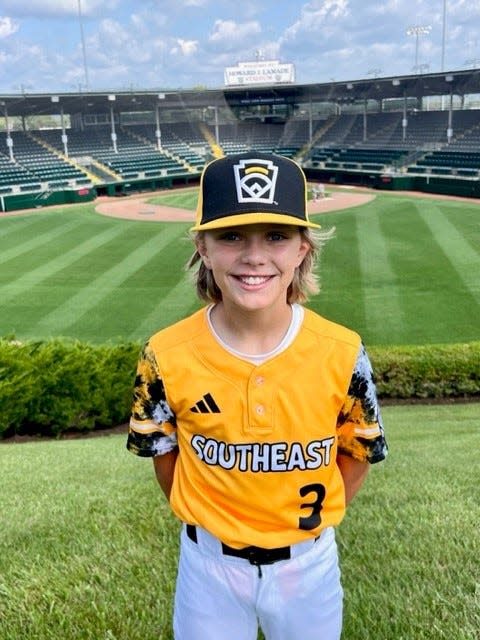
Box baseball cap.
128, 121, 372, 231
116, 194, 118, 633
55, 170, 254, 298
190, 152, 321, 231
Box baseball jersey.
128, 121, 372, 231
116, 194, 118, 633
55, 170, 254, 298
127, 306, 387, 549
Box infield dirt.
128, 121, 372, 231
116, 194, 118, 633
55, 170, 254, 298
94, 188, 376, 222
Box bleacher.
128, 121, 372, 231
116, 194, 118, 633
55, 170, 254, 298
2, 109, 480, 195
405, 110, 480, 177
0, 152, 39, 194
0, 131, 91, 194
316, 147, 408, 172
126, 123, 206, 171
213, 122, 303, 158
36, 126, 189, 180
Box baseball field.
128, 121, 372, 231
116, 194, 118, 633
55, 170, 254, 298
1, 188, 479, 639
0, 186, 478, 346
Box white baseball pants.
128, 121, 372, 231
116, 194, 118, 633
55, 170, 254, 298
173, 525, 343, 640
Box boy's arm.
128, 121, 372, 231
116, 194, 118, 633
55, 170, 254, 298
336, 453, 369, 506
153, 450, 178, 501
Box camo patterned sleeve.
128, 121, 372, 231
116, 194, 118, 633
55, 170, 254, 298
336, 343, 388, 464
126, 341, 178, 457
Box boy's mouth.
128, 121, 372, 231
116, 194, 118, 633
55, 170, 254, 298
237, 275, 272, 286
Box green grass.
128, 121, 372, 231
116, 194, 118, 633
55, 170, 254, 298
0, 403, 478, 639
0, 190, 479, 345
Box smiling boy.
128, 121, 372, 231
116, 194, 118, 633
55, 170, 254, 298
127, 152, 387, 640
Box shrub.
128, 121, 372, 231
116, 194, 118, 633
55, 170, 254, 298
0, 338, 141, 438
369, 342, 480, 399
0, 339, 478, 439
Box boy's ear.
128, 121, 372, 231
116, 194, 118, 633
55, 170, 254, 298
196, 239, 212, 269
296, 239, 310, 266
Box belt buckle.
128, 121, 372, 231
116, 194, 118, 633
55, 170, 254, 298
247, 547, 286, 566
245, 545, 290, 578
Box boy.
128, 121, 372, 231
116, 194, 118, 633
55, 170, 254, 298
127, 152, 387, 639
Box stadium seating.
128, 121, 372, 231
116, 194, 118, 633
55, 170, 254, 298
0, 131, 92, 193
2, 108, 480, 194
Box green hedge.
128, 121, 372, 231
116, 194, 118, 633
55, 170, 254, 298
369, 342, 480, 399
0, 338, 141, 438
0, 339, 479, 439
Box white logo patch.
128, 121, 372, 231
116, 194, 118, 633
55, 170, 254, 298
233, 158, 278, 204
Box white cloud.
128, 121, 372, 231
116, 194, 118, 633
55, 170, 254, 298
209, 19, 261, 44
1, 1, 120, 18
0, 16, 19, 38
282, 0, 350, 43
170, 38, 198, 57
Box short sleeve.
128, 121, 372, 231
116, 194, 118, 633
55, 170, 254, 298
336, 343, 388, 464
126, 341, 178, 457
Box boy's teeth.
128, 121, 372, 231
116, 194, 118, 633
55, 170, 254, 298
241, 276, 268, 285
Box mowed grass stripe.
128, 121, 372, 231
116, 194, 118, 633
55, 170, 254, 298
146, 188, 198, 210
380, 199, 479, 344
65, 224, 193, 342
0, 213, 62, 241
355, 203, 405, 345
35, 225, 181, 335
128, 271, 201, 341
0, 216, 85, 266
414, 200, 480, 301
308, 209, 368, 337
0, 225, 128, 306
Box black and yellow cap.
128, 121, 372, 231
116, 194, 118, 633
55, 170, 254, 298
190, 152, 321, 231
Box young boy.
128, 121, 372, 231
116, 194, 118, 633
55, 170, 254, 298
127, 152, 387, 640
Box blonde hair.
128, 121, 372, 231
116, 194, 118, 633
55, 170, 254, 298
185, 227, 335, 304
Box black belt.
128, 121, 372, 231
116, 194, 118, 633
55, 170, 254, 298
186, 524, 291, 566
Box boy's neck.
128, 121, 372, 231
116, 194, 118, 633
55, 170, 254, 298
209, 302, 293, 355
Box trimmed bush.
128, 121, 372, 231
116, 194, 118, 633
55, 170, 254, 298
0, 339, 478, 439
369, 342, 480, 399
0, 338, 141, 438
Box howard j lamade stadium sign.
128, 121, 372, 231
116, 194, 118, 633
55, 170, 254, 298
224, 60, 295, 86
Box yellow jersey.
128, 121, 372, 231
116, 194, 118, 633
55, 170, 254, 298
127, 306, 387, 548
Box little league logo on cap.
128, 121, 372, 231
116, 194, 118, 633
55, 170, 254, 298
190, 152, 321, 231
233, 157, 278, 204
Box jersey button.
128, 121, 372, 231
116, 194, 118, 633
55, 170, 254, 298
255, 404, 265, 415
255, 376, 265, 385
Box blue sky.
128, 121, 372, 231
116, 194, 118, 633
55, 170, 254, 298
0, 0, 479, 94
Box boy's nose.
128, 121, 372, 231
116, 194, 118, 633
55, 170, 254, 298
241, 237, 267, 264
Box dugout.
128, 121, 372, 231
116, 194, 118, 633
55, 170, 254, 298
0, 187, 96, 213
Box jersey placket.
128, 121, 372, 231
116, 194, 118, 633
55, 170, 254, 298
246, 369, 274, 435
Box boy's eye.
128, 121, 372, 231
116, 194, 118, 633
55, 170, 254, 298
218, 231, 241, 241
268, 231, 288, 241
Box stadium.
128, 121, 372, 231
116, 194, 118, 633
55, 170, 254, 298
1, 61, 479, 640
1, 66, 480, 211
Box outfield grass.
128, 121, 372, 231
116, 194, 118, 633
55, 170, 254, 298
0, 190, 479, 345
0, 403, 478, 639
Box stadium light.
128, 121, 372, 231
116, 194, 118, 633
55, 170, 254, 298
406, 25, 431, 73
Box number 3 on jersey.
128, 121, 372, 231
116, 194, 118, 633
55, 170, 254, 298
298, 483, 326, 530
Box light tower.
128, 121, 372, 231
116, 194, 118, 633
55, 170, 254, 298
407, 25, 431, 73
77, 0, 89, 90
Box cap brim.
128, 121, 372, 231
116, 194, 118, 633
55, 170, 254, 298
190, 211, 321, 232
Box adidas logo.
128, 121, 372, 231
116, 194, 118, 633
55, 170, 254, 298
190, 393, 221, 414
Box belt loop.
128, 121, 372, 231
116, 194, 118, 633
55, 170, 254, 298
186, 524, 197, 543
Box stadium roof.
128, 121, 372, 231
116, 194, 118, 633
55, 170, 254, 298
1, 68, 479, 118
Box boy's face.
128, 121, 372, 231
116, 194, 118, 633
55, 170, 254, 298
197, 224, 309, 314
